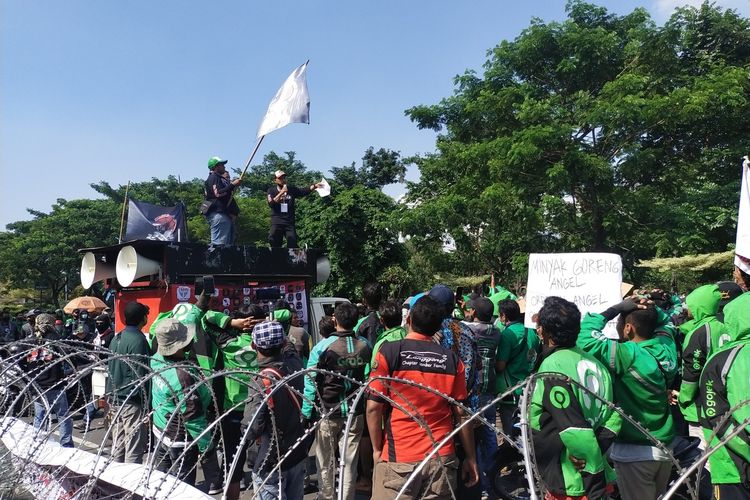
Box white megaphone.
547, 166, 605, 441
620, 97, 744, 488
80, 252, 117, 289
116, 245, 161, 287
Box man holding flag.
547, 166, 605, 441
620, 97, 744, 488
203, 156, 241, 246
202, 61, 316, 248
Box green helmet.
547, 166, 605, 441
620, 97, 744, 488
207, 156, 228, 170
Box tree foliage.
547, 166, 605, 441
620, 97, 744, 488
403, 0, 750, 286
0, 199, 120, 307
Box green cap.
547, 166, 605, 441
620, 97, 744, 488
207, 156, 228, 170
272, 309, 291, 323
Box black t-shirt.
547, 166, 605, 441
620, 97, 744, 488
266, 185, 311, 225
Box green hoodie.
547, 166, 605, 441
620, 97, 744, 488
698, 292, 750, 485
578, 313, 677, 446
678, 284, 727, 423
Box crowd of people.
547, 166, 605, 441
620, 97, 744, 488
7, 267, 750, 500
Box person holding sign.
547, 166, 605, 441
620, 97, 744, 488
267, 170, 323, 248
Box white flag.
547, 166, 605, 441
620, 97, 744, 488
736, 156, 750, 274
256, 61, 310, 139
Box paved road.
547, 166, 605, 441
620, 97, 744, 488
66, 413, 371, 499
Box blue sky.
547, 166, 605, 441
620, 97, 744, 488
2, 0, 748, 229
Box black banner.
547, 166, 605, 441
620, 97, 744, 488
124, 199, 188, 242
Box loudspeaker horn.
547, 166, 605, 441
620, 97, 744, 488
80, 252, 116, 289
316, 256, 331, 284
116, 245, 161, 287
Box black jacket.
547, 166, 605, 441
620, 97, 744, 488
20, 332, 69, 390
204, 172, 236, 213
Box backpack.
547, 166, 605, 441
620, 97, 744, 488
258, 367, 314, 470
474, 324, 501, 394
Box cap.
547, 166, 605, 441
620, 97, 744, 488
272, 309, 291, 323
252, 321, 285, 350
154, 318, 192, 357
428, 284, 454, 307
274, 170, 287, 179
95, 314, 110, 323
208, 156, 228, 170
408, 292, 426, 309
717, 281, 743, 308
472, 297, 495, 322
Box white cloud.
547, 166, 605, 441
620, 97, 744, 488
654, 0, 750, 18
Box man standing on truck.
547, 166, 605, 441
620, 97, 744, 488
267, 170, 323, 248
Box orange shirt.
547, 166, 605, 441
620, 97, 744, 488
367, 332, 467, 462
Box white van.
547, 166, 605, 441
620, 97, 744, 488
308, 296, 350, 344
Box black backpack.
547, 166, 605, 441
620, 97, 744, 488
258, 367, 314, 470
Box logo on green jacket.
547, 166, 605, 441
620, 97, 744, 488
550, 386, 571, 409
692, 349, 703, 371
704, 379, 716, 417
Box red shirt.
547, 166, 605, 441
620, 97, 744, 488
367, 332, 467, 462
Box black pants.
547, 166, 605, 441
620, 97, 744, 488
268, 224, 298, 248
153, 442, 199, 486
715, 484, 750, 499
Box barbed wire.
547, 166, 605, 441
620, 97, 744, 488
0, 340, 746, 500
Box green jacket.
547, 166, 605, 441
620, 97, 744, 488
150, 353, 213, 452
216, 332, 258, 411
107, 326, 151, 405
699, 292, 750, 485
371, 326, 406, 365
149, 304, 231, 375
531, 346, 620, 498
578, 313, 677, 445
678, 284, 726, 423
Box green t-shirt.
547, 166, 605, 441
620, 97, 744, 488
371, 326, 407, 365
495, 321, 538, 397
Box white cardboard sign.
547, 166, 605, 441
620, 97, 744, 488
524, 253, 622, 336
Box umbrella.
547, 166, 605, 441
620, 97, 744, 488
64, 296, 107, 314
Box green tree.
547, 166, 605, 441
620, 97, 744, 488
237, 151, 322, 199
0, 199, 120, 307
403, 1, 750, 285
297, 185, 405, 298
92, 174, 271, 244
330, 147, 406, 190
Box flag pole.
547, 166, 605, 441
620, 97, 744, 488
239, 135, 266, 181
118, 181, 131, 243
